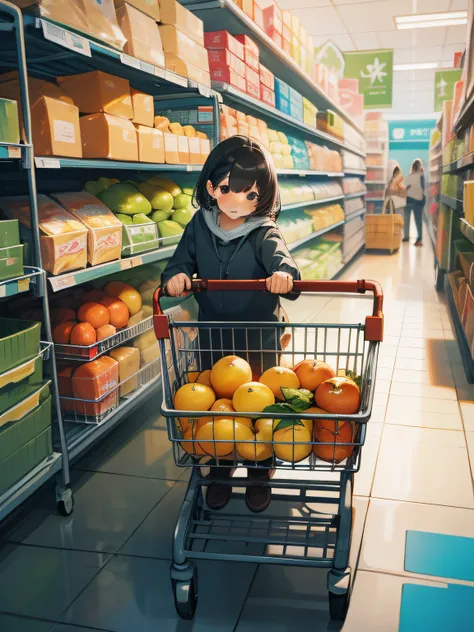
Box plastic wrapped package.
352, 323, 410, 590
52, 192, 122, 266
0, 194, 88, 275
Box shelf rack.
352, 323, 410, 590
0, 0, 368, 517
440, 194, 464, 214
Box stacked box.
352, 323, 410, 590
274, 78, 291, 115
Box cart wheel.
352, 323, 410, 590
329, 590, 349, 621
172, 567, 198, 620
57, 489, 74, 517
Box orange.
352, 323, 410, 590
188, 371, 200, 383
96, 324, 117, 341
50, 307, 76, 326
81, 289, 106, 304
52, 320, 76, 344
274, 423, 312, 463
174, 382, 216, 411
117, 287, 142, 316
259, 366, 300, 400
77, 302, 110, 330
313, 419, 355, 463
210, 398, 235, 420
196, 369, 212, 387
315, 377, 360, 414
181, 425, 207, 456
210, 355, 252, 398
233, 382, 275, 413
104, 281, 134, 297
100, 297, 130, 329
70, 322, 97, 346
236, 430, 272, 462
294, 360, 336, 392
197, 418, 253, 458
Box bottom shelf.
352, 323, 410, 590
447, 281, 474, 383
0, 452, 62, 522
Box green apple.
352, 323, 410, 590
138, 182, 174, 211
133, 213, 154, 224
151, 209, 172, 223
157, 220, 184, 245
146, 176, 181, 198
116, 213, 133, 225
172, 207, 193, 226
173, 193, 192, 210
98, 183, 152, 215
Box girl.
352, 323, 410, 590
385, 161, 407, 214
404, 158, 425, 247
161, 135, 300, 513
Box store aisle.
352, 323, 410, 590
0, 240, 473, 632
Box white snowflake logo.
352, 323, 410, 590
360, 57, 387, 86
436, 77, 448, 97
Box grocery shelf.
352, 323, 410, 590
182, 0, 363, 134
460, 218, 474, 245
447, 281, 474, 383
366, 150, 385, 156
425, 208, 437, 251
454, 92, 474, 134
0, 267, 43, 298
344, 169, 366, 176
48, 246, 176, 292
366, 165, 385, 170
440, 194, 464, 214
366, 180, 385, 185
345, 206, 366, 223
34, 157, 204, 171
366, 197, 385, 202
0, 141, 26, 160
282, 195, 344, 211
442, 152, 474, 175
0, 453, 62, 523
288, 220, 345, 251
213, 82, 366, 158
345, 191, 367, 200
277, 169, 344, 177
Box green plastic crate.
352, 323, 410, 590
0, 319, 41, 374
0, 243, 24, 281
0, 426, 52, 498
0, 219, 20, 248
0, 354, 43, 414
0, 395, 51, 464
0, 381, 50, 430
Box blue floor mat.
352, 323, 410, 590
399, 583, 474, 631
405, 530, 474, 582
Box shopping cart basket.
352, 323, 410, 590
153, 279, 383, 621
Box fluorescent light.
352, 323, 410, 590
395, 11, 467, 30
394, 62, 440, 71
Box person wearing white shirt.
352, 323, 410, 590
403, 159, 426, 247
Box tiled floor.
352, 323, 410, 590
1, 236, 474, 631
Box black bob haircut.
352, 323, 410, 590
193, 136, 280, 219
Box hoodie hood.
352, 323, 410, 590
201, 206, 275, 244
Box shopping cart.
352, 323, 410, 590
153, 279, 383, 622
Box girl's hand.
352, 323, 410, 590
166, 273, 191, 297
266, 271, 293, 294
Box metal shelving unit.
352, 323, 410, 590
288, 220, 345, 251
440, 194, 464, 214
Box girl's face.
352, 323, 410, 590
206, 177, 259, 219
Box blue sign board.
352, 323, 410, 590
389, 120, 437, 149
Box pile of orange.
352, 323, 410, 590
172, 354, 361, 465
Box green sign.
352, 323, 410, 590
434, 69, 462, 112
314, 40, 345, 78
343, 49, 393, 109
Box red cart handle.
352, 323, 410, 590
153, 279, 384, 342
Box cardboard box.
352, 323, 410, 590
131, 89, 154, 127
80, 113, 138, 161
263, 3, 282, 38
253, 0, 265, 29
163, 132, 180, 164
200, 137, 211, 163
164, 54, 211, 87
246, 65, 260, 89
116, 3, 165, 68
114, 0, 160, 21
160, 25, 209, 72
292, 34, 301, 66
135, 125, 165, 163
188, 136, 201, 163
234, 0, 253, 20
208, 50, 246, 78
260, 85, 275, 107
291, 12, 299, 35
246, 79, 260, 100
269, 31, 282, 48
282, 37, 292, 57
259, 64, 274, 90
58, 70, 133, 119
0, 98, 20, 144
234, 34, 259, 71
210, 66, 246, 92
159, 0, 204, 46
177, 135, 189, 164
204, 31, 245, 61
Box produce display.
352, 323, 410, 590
293, 240, 343, 280
343, 177, 366, 196
173, 354, 361, 465
279, 180, 343, 206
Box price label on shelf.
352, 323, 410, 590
35, 157, 61, 169
17, 278, 30, 293
140, 61, 156, 75
0, 285, 6, 299
120, 53, 141, 70
40, 20, 91, 57
7, 147, 21, 159
131, 256, 143, 268
166, 71, 188, 88
120, 259, 133, 271
50, 275, 75, 291
154, 66, 166, 79
198, 84, 211, 99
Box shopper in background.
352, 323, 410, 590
384, 160, 407, 216
404, 158, 425, 247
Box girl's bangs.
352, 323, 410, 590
227, 147, 270, 194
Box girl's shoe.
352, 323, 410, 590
414, 240, 423, 247
206, 467, 234, 510
245, 468, 275, 513
402, 237, 409, 242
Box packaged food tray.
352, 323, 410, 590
0, 395, 51, 464
0, 318, 41, 374
0, 426, 52, 498
0, 353, 43, 415
0, 382, 50, 429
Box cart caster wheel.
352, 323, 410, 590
56, 487, 74, 516
172, 568, 198, 620
329, 591, 349, 621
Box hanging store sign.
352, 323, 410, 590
314, 40, 345, 78
389, 120, 436, 146
434, 69, 462, 112
343, 49, 393, 109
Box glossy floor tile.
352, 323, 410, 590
0, 614, 54, 632
385, 394, 463, 430
353, 423, 383, 497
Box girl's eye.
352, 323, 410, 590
219, 185, 230, 194
247, 192, 258, 201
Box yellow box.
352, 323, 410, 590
159, 25, 209, 72
80, 113, 138, 161
465, 181, 474, 226
131, 89, 154, 127
58, 70, 133, 119
135, 125, 165, 163
116, 3, 165, 68
159, 0, 204, 46
114, 0, 160, 21
164, 53, 211, 87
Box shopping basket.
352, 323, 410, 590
153, 279, 383, 621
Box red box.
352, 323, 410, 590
210, 66, 247, 92
253, 0, 265, 29
263, 4, 282, 38
234, 34, 260, 71
246, 64, 260, 87
260, 85, 275, 107
246, 80, 260, 100
208, 49, 246, 78
259, 64, 274, 90
204, 30, 245, 61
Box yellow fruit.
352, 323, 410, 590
274, 423, 312, 463
181, 426, 207, 456
259, 366, 300, 400
211, 398, 235, 413
174, 383, 216, 411
233, 382, 275, 413
236, 431, 273, 461
197, 369, 212, 387
188, 371, 200, 383
255, 416, 313, 435
197, 418, 253, 457
210, 355, 252, 398
117, 287, 142, 316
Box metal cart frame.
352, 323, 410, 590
153, 278, 383, 622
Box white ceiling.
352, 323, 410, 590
278, 0, 469, 115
